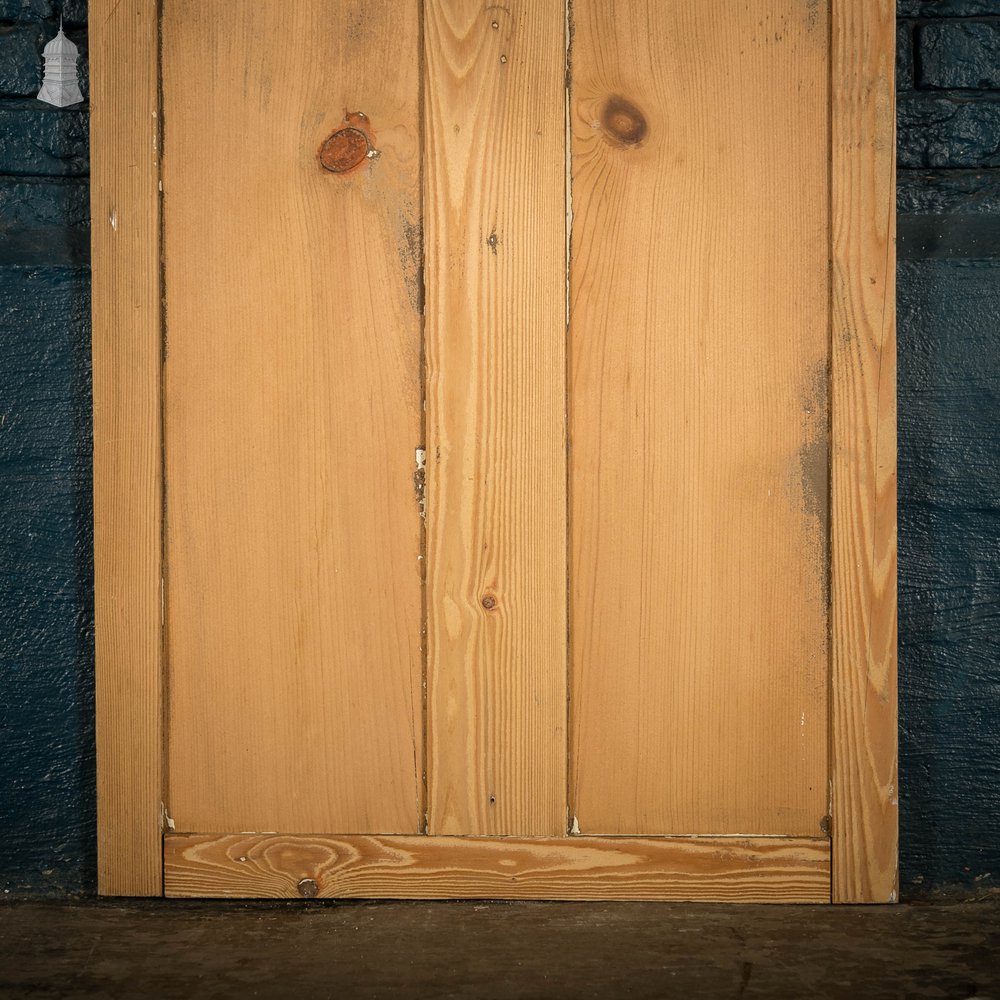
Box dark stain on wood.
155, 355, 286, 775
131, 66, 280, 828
806, 0, 821, 31
398, 213, 424, 314
799, 361, 830, 608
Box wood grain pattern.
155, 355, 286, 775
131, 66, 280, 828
95, 0, 896, 900
90, 0, 163, 896
161, 2, 424, 834
423, 1, 567, 835
569, 1, 831, 836
164, 833, 831, 902
830, 0, 898, 903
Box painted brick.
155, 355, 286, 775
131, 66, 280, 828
899, 260, 1000, 509
898, 170, 1000, 259
0, 102, 88, 176
898, 95, 1000, 167
0, 263, 95, 897
61, 0, 86, 25
73, 29, 87, 101
899, 23, 916, 91
0, 0, 52, 20
898, 0, 1000, 15
0, 177, 89, 229
0, 173, 90, 266
898, 258, 1000, 894
898, 169, 1000, 213
0, 24, 44, 97
919, 21, 1000, 89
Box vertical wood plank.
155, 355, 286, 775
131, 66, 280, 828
162, 2, 424, 834
569, 1, 831, 836
830, 0, 898, 903
90, 0, 163, 895
424, 0, 567, 835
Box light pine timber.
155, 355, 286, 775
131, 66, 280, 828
90, 0, 163, 896
423, 1, 568, 835
164, 833, 831, 902
830, 0, 899, 904
569, 1, 831, 836
162, 2, 424, 833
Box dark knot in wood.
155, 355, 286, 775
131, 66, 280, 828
601, 96, 648, 146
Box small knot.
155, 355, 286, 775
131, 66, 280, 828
600, 96, 647, 146
481, 594, 498, 611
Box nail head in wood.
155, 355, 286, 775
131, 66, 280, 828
297, 877, 319, 898
319, 127, 369, 173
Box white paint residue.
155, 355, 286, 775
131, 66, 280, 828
109, 209, 117, 232
570, 816, 581, 835
414, 447, 426, 520
161, 803, 175, 831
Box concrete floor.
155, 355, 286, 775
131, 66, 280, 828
0, 897, 997, 999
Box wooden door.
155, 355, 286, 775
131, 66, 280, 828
91, 0, 897, 902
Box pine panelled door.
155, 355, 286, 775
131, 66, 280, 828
90, 1, 897, 902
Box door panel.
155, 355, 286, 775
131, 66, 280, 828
91, 0, 896, 901
162, 0, 424, 833
569, 0, 831, 835
423, 1, 568, 835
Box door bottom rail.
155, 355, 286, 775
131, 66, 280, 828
163, 833, 831, 903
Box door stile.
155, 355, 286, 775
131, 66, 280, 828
829, 0, 898, 904
91, 0, 164, 896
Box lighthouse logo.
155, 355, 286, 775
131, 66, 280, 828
37, 21, 83, 108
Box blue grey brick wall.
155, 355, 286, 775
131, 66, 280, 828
0, 1, 93, 897
0, 4, 998, 897
896, 0, 1000, 897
